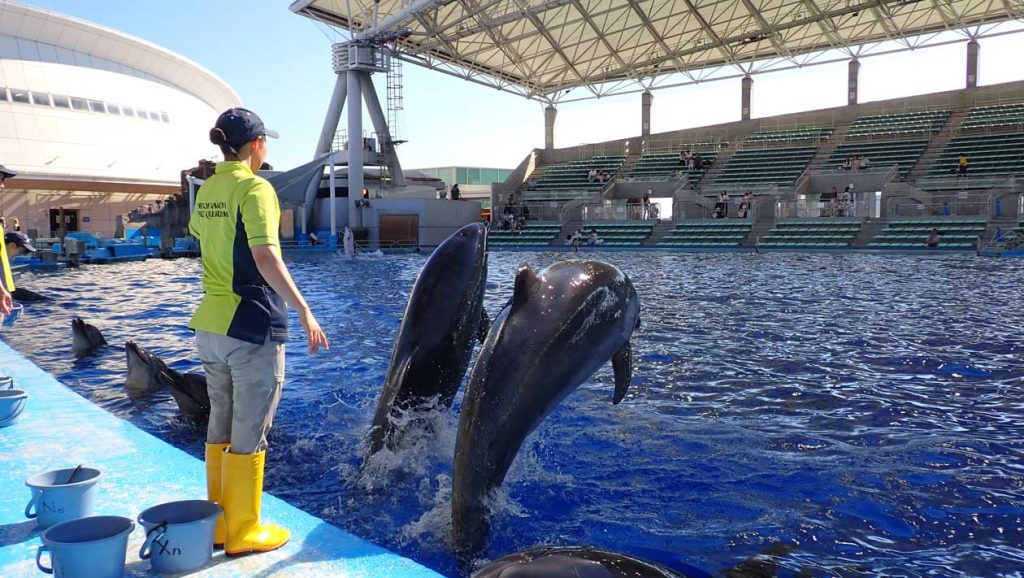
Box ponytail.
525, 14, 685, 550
209, 127, 236, 157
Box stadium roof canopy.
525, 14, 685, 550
291, 0, 1024, 102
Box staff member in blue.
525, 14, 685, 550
189, 108, 329, 556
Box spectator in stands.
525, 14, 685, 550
526, 177, 537, 191
588, 169, 597, 182
826, 197, 838, 218
588, 229, 601, 247
522, 204, 531, 222
958, 153, 969, 177
738, 190, 753, 219
841, 158, 852, 171
450, 183, 461, 200
308, 232, 320, 245
715, 191, 729, 219
10, 217, 20, 232
570, 229, 582, 252
850, 157, 861, 171
839, 188, 852, 217
642, 192, 652, 219
693, 152, 703, 170
926, 227, 941, 248
860, 156, 871, 169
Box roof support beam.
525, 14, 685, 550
508, 0, 596, 96
624, 0, 689, 78
680, 0, 745, 71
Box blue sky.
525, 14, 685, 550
21, 1, 1024, 172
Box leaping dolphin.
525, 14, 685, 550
366, 222, 489, 459
71, 318, 107, 358
452, 260, 641, 555
472, 546, 693, 578
125, 340, 210, 420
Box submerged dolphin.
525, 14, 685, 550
472, 547, 692, 578
125, 340, 210, 420
366, 222, 489, 458
12, 287, 47, 302
72, 318, 108, 358
452, 260, 641, 555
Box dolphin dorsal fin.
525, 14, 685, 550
511, 263, 540, 313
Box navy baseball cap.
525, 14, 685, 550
5, 231, 36, 252
213, 108, 279, 152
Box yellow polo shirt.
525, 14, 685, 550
187, 161, 288, 344
0, 225, 14, 293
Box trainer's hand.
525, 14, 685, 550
0, 288, 11, 316
299, 309, 329, 354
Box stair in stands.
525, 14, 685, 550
696, 145, 738, 189
906, 108, 967, 183
806, 122, 852, 172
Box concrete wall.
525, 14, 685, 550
316, 198, 482, 247
536, 80, 1024, 162
0, 189, 172, 237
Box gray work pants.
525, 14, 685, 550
196, 330, 284, 454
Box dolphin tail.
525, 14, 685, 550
611, 342, 633, 404
477, 308, 490, 343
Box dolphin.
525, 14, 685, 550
72, 318, 108, 358
452, 260, 641, 555
11, 287, 47, 302
472, 547, 694, 578
125, 340, 210, 420
365, 222, 490, 459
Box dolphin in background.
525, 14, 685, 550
365, 222, 490, 460
452, 260, 641, 556
71, 317, 107, 358
125, 340, 210, 420
12, 287, 47, 302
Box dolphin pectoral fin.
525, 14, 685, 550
611, 343, 633, 404
511, 263, 540, 313
477, 309, 490, 343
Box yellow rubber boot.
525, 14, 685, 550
205, 443, 230, 548
222, 450, 290, 556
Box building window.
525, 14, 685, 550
0, 88, 7, 102
31, 91, 50, 106
147, 111, 160, 121
70, 97, 88, 111
10, 89, 29, 104
121, 106, 135, 117
52, 95, 70, 108
88, 100, 106, 113
160, 112, 170, 123
107, 103, 121, 115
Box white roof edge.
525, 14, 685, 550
1, 1, 242, 111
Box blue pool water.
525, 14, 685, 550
2, 252, 1023, 577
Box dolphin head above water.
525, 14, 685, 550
71, 318, 107, 358
452, 260, 641, 556
365, 222, 490, 459
472, 546, 693, 578
125, 340, 171, 394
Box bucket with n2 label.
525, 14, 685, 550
25, 467, 101, 529
36, 516, 134, 578
138, 500, 222, 573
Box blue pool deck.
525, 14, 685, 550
0, 340, 444, 577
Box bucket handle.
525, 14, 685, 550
24, 492, 40, 519
36, 544, 53, 574
139, 521, 167, 560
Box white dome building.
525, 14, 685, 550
0, 1, 240, 237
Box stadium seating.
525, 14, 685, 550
845, 110, 950, 139
959, 103, 1024, 132
744, 127, 833, 144
526, 155, 625, 200
867, 218, 987, 249
926, 132, 1024, 179
657, 221, 752, 248
713, 146, 817, 186
758, 218, 862, 248
583, 222, 655, 246
631, 148, 720, 184
827, 140, 928, 176
487, 222, 561, 248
